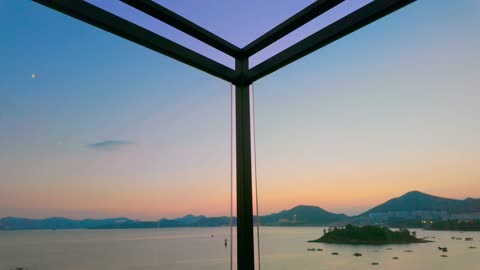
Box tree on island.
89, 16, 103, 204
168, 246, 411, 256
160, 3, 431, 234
309, 224, 431, 245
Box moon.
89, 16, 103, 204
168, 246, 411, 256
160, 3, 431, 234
31, 73, 36, 79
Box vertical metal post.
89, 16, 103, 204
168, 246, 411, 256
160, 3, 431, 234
235, 58, 255, 270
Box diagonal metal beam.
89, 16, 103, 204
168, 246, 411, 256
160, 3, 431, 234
243, 0, 345, 57
33, 0, 237, 83
120, 0, 242, 58
248, 0, 415, 83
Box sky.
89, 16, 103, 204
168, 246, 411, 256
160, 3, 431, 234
0, 0, 479, 219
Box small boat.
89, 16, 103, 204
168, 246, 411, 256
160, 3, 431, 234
437, 247, 448, 252
468, 246, 476, 249
392, 257, 399, 260
386, 248, 393, 250
316, 248, 323, 251
456, 237, 462, 240
440, 254, 448, 257
465, 237, 473, 241
403, 250, 413, 253
353, 252, 362, 257
307, 248, 315, 251
371, 262, 380, 265
331, 252, 339, 255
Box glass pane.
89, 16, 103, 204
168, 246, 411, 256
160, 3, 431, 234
86, 0, 234, 68
0, 2, 233, 270
154, 0, 314, 47
254, 1, 480, 269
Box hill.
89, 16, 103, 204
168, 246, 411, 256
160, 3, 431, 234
0, 217, 131, 230
260, 205, 348, 226
2, 191, 479, 230
93, 206, 347, 229
363, 191, 480, 215
90, 215, 220, 229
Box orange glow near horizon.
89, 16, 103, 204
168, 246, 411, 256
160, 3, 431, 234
1, 0, 479, 221
2, 154, 479, 220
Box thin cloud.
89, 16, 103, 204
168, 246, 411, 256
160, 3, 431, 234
87, 140, 133, 151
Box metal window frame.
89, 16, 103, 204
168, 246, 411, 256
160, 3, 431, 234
32, 1, 416, 269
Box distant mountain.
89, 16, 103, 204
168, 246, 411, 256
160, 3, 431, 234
2, 191, 479, 230
362, 191, 480, 215
192, 216, 233, 227
0, 217, 131, 230
157, 214, 206, 227
91, 216, 233, 229
260, 205, 348, 226
174, 214, 206, 225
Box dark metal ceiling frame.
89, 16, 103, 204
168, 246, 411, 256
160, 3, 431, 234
32, 1, 416, 270
248, 0, 415, 82
120, 0, 242, 58
33, 0, 237, 82
242, 0, 345, 57
33, 0, 414, 86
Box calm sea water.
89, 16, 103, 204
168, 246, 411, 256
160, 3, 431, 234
0, 227, 478, 270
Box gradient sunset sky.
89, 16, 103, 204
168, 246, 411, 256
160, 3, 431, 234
1, 0, 479, 220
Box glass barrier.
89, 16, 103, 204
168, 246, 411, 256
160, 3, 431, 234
253, 1, 480, 269
0, 2, 233, 270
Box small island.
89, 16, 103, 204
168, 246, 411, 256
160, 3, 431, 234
309, 224, 432, 245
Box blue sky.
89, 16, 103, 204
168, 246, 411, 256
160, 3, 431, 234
0, 0, 479, 219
